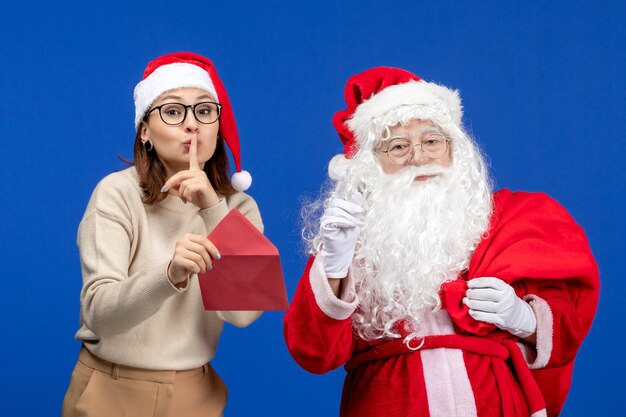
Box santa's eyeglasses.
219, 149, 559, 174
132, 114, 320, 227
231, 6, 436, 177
380, 136, 450, 166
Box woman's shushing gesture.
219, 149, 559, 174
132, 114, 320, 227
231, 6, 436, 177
62, 52, 262, 417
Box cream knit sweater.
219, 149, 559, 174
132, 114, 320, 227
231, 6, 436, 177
75, 167, 264, 370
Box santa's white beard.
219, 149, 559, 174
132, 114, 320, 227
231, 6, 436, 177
351, 160, 492, 341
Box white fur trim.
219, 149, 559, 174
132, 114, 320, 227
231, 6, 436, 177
530, 409, 547, 417
413, 310, 457, 337
309, 256, 358, 320
328, 154, 355, 180
134, 63, 219, 130
419, 311, 477, 417
518, 294, 553, 369
231, 170, 252, 192
347, 80, 462, 147
422, 347, 478, 417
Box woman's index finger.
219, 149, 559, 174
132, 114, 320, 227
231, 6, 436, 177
189, 135, 200, 170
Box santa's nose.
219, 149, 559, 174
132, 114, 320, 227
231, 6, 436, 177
407, 147, 430, 166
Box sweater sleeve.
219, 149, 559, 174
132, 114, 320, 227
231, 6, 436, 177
208, 193, 265, 328
284, 256, 356, 374
78, 180, 182, 338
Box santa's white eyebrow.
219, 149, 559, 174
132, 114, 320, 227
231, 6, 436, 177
387, 135, 409, 141
386, 128, 445, 141
418, 127, 445, 136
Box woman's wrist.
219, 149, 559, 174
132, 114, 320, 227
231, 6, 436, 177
167, 261, 188, 286
199, 191, 221, 208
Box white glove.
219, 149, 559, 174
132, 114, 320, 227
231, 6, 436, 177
463, 277, 537, 339
319, 180, 365, 278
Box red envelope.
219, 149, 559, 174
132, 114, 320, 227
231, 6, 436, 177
198, 209, 288, 311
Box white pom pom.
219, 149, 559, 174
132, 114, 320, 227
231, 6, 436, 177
328, 154, 353, 180
231, 170, 252, 192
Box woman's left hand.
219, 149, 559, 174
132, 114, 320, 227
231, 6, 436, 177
162, 136, 221, 209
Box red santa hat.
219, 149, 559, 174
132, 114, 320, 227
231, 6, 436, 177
134, 51, 251, 192
329, 66, 463, 178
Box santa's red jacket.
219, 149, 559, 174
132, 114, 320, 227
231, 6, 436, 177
284, 190, 599, 417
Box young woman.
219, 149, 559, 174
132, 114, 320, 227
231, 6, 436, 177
62, 52, 262, 417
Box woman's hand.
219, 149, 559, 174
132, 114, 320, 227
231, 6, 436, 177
167, 233, 221, 285
162, 136, 221, 208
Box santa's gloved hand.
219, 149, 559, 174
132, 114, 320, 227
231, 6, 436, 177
319, 180, 365, 278
463, 277, 536, 338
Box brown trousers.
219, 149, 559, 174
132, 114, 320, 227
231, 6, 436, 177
62, 347, 227, 417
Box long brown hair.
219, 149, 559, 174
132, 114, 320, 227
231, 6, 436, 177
131, 129, 236, 204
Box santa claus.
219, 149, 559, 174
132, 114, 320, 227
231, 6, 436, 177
284, 67, 599, 417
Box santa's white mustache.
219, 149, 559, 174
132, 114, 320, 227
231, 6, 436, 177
384, 164, 450, 184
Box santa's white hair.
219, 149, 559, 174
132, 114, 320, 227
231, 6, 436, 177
303, 87, 493, 342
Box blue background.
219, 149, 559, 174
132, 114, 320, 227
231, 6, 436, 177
1, 1, 623, 415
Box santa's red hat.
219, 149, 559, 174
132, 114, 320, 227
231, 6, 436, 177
332, 66, 463, 159
134, 52, 251, 192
